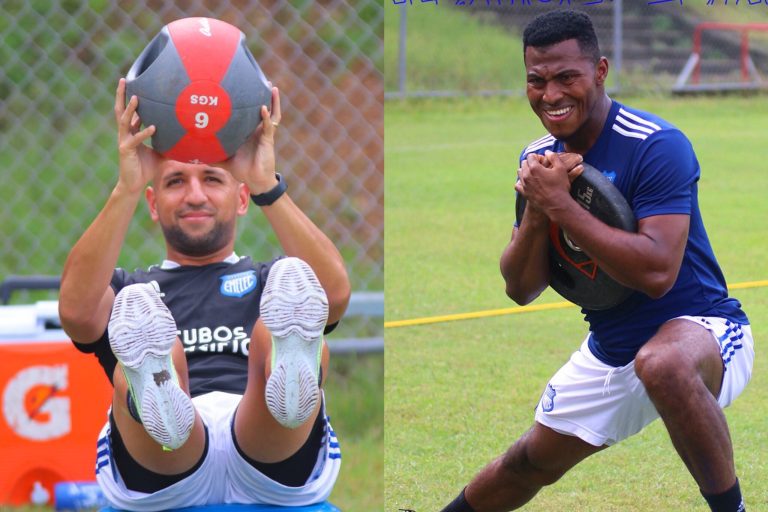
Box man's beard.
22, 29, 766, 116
161, 217, 234, 258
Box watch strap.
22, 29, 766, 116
250, 173, 286, 206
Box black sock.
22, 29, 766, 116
441, 488, 476, 512
702, 478, 745, 512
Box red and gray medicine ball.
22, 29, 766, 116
126, 17, 271, 163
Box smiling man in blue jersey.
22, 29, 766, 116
58, 81, 349, 510
442, 10, 752, 512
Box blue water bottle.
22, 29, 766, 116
54, 481, 108, 511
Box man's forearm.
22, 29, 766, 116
259, 194, 350, 324
546, 200, 688, 299
59, 186, 142, 338
500, 212, 551, 306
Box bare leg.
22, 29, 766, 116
634, 319, 734, 494
111, 339, 205, 474
462, 423, 605, 512
234, 319, 329, 462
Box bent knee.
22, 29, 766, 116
635, 343, 697, 396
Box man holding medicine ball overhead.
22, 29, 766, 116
441, 10, 752, 512
58, 75, 349, 509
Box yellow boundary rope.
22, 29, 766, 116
384, 279, 768, 329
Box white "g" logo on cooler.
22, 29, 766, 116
2, 365, 71, 441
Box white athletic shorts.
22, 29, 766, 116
535, 316, 754, 447
95, 391, 341, 511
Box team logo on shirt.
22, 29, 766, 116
602, 170, 617, 183
540, 383, 556, 412
219, 271, 257, 298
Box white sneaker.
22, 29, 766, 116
108, 282, 194, 450
260, 257, 328, 429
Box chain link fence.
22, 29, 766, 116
0, 0, 383, 303
385, 1, 768, 97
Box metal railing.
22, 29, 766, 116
0, 276, 382, 354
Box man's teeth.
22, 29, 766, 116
547, 107, 571, 116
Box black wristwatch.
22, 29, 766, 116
250, 173, 286, 206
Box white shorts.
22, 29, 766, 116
535, 316, 754, 447
95, 391, 341, 511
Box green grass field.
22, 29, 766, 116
384, 2, 524, 93
325, 353, 383, 511
384, 95, 768, 511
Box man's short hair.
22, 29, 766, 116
523, 10, 601, 63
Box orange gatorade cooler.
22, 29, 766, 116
0, 300, 112, 506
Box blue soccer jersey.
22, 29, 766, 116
518, 100, 748, 366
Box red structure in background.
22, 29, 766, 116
675, 22, 768, 93
692, 22, 768, 84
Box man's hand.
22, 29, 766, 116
220, 86, 282, 195
516, 151, 583, 216
114, 78, 160, 195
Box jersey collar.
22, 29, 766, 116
160, 252, 240, 269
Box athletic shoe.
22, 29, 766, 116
260, 257, 328, 429
108, 281, 194, 450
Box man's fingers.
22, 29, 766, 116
567, 164, 584, 183
526, 152, 543, 169
270, 86, 281, 126
120, 95, 139, 130
545, 150, 583, 172
520, 159, 532, 177
122, 125, 155, 152
259, 105, 275, 138
130, 112, 142, 133
559, 153, 583, 170
544, 150, 564, 168
114, 79, 142, 133
137, 124, 155, 142
114, 78, 127, 121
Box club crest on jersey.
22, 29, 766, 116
541, 383, 556, 412
602, 170, 617, 183
219, 271, 257, 298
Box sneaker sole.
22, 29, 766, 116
261, 257, 328, 429
108, 282, 195, 450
